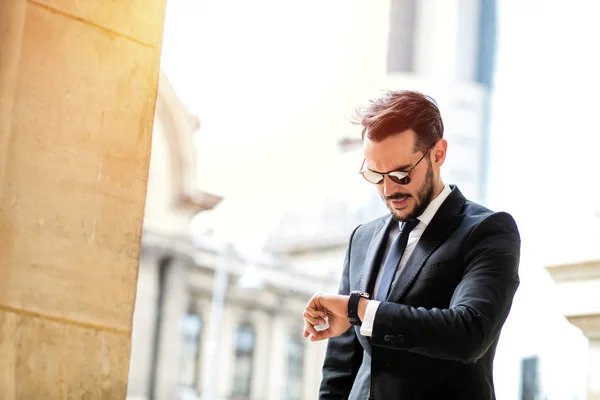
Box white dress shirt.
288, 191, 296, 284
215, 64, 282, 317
360, 184, 452, 337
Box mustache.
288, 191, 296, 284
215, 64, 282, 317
385, 193, 411, 201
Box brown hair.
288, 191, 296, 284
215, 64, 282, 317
353, 90, 444, 153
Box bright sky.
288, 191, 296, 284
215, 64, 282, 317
160, 0, 389, 245
488, 0, 600, 268
159, 1, 600, 255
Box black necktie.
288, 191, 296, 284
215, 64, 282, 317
375, 219, 419, 301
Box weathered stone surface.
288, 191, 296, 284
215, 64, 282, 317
0, 310, 131, 399
0, 311, 17, 400
30, 0, 165, 47
0, 3, 159, 332
0, 0, 166, 397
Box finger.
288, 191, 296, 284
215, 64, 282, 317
305, 300, 328, 316
302, 311, 327, 326
305, 293, 326, 313
303, 321, 319, 337
304, 308, 327, 319
309, 329, 331, 342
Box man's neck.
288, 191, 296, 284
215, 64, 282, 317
433, 180, 445, 198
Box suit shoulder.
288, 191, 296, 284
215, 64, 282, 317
353, 214, 388, 235
344, 215, 389, 248
462, 200, 520, 238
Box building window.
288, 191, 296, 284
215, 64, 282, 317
387, 0, 417, 73
520, 356, 540, 400
232, 324, 255, 399
476, 0, 497, 89
285, 332, 305, 400
178, 307, 202, 389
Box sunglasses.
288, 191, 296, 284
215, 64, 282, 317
359, 144, 435, 185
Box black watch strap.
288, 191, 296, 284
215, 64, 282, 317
348, 291, 370, 326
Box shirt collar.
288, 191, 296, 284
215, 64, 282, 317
400, 184, 452, 229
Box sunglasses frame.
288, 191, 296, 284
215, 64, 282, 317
359, 143, 436, 185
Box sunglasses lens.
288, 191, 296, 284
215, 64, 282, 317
389, 172, 410, 185
362, 170, 384, 184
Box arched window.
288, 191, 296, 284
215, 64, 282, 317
232, 324, 255, 399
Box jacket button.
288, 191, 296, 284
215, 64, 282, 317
384, 334, 390, 341
390, 336, 397, 345
397, 335, 404, 343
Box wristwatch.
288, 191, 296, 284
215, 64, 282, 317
348, 290, 370, 326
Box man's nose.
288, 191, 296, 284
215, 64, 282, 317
382, 176, 397, 197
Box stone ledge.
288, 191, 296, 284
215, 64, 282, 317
567, 314, 600, 340
545, 259, 600, 284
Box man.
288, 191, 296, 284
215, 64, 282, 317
302, 90, 520, 400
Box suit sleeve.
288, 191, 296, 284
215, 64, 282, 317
319, 225, 364, 399
370, 211, 521, 364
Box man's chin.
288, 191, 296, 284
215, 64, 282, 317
391, 207, 414, 222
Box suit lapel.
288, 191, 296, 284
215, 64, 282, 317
359, 215, 393, 293
387, 186, 467, 302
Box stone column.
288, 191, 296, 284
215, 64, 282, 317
0, 0, 166, 398
251, 311, 273, 400
546, 260, 600, 400
567, 315, 600, 400
303, 338, 328, 400
268, 312, 289, 400
127, 253, 160, 400
589, 338, 600, 400
215, 305, 237, 398
154, 259, 189, 400
196, 295, 212, 393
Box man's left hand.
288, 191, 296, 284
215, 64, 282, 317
302, 293, 351, 341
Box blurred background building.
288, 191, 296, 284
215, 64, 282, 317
126, 1, 600, 399
127, 73, 329, 400
264, 0, 495, 299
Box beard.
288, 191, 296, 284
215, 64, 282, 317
382, 161, 436, 222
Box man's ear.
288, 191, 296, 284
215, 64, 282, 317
433, 139, 448, 167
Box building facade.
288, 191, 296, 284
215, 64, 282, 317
126, 73, 328, 400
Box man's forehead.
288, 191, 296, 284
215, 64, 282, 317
363, 130, 416, 151
364, 136, 417, 162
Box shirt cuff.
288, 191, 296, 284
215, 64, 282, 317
359, 300, 381, 337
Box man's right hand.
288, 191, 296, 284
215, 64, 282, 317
303, 293, 352, 341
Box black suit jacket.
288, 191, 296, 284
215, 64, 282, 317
319, 185, 521, 400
